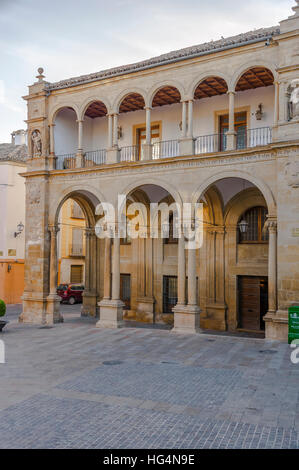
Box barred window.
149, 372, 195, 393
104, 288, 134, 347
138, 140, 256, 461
238, 206, 268, 243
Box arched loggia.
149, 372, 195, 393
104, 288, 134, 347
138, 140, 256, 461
49, 189, 103, 322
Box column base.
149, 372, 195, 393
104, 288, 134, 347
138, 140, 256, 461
171, 304, 201, 334
96, 299, 125, 328
106, 147, 120, 164
141, 144, 152, 160
81, 291, 98, 317
46, 294, 64, 324
76, 151, 84, 168
135, 297, 154, 323
226, 132, 236, 151
264, 310, 288, 341
178, 137, 195, 156
19, 293, 63, 325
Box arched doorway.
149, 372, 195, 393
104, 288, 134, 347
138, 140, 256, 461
83, 100, 108, 165
51, 190, 103, 322
117, 183, 181, 324
193, 176, 275, 336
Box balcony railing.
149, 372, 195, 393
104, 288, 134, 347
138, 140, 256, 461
84, 149, 106, 166
195, 134, 220, 154
56, 153, 76, 169
245, 127, 272, 148
195, 127, 272, 155
153, 140, 179, 159
120, 145, 138, 162
71, 244, 84, 256
55, 127, 272, 170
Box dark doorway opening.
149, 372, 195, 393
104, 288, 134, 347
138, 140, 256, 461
163, 275, 178, 313
238, 276, 268, 332
120, 274, 131, 310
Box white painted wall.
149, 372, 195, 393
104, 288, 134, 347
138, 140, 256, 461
54, 86, 274, 152
54, 108, 78, 155
0, 162, 26, 259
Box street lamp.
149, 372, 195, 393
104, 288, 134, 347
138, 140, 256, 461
238, 218, 249, 234
14, 222, 24, 238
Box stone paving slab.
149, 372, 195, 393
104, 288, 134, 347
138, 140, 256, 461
0, 305, 298, 449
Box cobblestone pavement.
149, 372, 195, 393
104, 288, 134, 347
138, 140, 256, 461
0, 305, 298, 449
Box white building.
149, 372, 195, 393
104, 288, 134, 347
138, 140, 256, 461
0, 139, 27, 303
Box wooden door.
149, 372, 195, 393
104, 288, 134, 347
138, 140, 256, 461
238, 276, 268, 331
137, 124, 160, 159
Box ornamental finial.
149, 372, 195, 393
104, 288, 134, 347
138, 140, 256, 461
36, 67, 45, 82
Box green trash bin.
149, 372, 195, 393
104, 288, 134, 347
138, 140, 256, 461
288, 306, 299, 344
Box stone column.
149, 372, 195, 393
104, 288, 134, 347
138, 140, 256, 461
97, 226, 124, 328
48, 124, 57, 170
111, 234, 120, 300
46, 225, 63, 324
76, 119, 84, 167
188, 247, 197, 306
108, 114, 113, 148
103, 237, 111, 299
187, 100, 193, 139
49, 225, 59, 295
82, 229, 98, 317
177, 233, 186, 305
137, 235, 154, 322
181, 101, 187, 137
172, 223, 200, 334
106, 114, 120, 164
113, 113, 118, 147
49, 123, 55, 156
226, 91, 236, 150
274, 81, 279, 127
267, 220, 277, 314
179, 100, 195, 156
142, 106, 153, 160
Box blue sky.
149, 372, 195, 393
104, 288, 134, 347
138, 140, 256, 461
0, 0, 294, 142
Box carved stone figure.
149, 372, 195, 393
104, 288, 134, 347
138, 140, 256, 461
288, 79, 299, 120
285, 160, 299, 187
31, 130, 42, 156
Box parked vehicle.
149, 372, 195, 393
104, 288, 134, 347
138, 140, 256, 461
57, 284, 84, 304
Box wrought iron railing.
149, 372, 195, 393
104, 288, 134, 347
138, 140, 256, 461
153, 140, 179, 159
84, 149, 106, 166
195, 134, 220, 154
56, 153, 76, 170
244, 127, 272, 148
71, 244, 84, 256
120, 145, 139, 162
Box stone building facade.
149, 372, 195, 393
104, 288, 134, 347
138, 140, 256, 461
20, 2, 299, 340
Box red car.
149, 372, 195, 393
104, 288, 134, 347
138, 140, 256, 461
57, 284, 84, 304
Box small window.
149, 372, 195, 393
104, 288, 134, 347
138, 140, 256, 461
238, 206, 268, 243
70, 265, 83, 283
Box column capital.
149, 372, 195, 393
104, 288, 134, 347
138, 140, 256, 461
266, 218, 277, 232
227, 90, 236, 95
144, 105, 152, 110
48, 224, 60, 235
85, 227, 96, 238
48, 122, 55, 127
76, 119, 84, 123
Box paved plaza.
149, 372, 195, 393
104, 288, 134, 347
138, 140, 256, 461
0, 305, 298, 449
